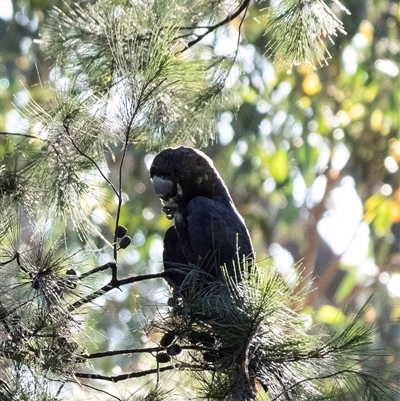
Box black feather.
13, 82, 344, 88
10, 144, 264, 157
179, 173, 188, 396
151, 146, 254, 296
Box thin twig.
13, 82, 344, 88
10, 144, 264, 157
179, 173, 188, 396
0, 131, 47, 141
87, 344, 213, 359
269, 367, 393, 401
112, 106, 134, 267
79, 261, 114, 280
111, 70, 168, 270
62, 121, 119, 196
79, 383, 122, 401
182, 0, 251, 51
75, 363, 213, 382
68, 272, 165, 311
75, 365, 176, 382
0, 253, 19, 267
87, 346, 161, 359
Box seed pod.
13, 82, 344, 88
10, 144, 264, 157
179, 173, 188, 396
156, 352, 171, 363
65, 269, 78, 289
115, 225, 128, 238
167, 297, 179, 308
171, 304, 184, 317
167, 344, 182, 356
160, 331, 175, 347
188, 331, 216, 347
31, 275, 40, 290
119, 236, 132, 249
66, 269, 76, 276
203, 351, 219, 363
188, 331, 201, 345
198, 332, 216, 347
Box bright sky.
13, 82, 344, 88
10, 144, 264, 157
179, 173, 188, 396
0, 0, 12, 21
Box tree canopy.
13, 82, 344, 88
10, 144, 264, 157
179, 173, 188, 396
0, 0, 399, 400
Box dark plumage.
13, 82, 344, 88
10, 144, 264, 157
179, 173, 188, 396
150, 146, 254, 295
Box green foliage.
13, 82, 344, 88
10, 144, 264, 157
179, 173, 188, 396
41, 0, 232, 147
261, 0, 350, 68
148, 266, 397, 400
0, 219, 86, 379
1, 0, 399, 399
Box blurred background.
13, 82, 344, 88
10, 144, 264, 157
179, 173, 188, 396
1, 0, 399, 396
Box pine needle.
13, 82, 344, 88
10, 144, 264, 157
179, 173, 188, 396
261, 0, 350, 68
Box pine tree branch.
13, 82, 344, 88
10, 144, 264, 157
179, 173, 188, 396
270, 367, 398, 401
75, 365, 176, 382
87, 344, 214, 360
87, 346, 161, 359
112, 106, 135, 270
79, 261, 114, 280
62, 120, 119, 197
111, 70, 167, 270
0, 252, 19, 267
262, 0, 349, 67
75, 362, 213, 382
0, 131, 46, 141
68, 272, 166, 311
183, 0, 250, 50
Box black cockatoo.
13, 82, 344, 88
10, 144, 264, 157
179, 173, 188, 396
150, 146, 254, 296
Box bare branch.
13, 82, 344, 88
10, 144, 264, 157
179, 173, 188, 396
79, 261, 114, 280
62, 121, 119, 196
183, 0, 250, 51
68, 272, 166, 311
87, 346, 161, 359
0, 131, 47, 141
75, 365, 176, 382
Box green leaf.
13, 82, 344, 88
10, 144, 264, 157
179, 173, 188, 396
269, 149, 288, 183
315, 304, 346, 324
